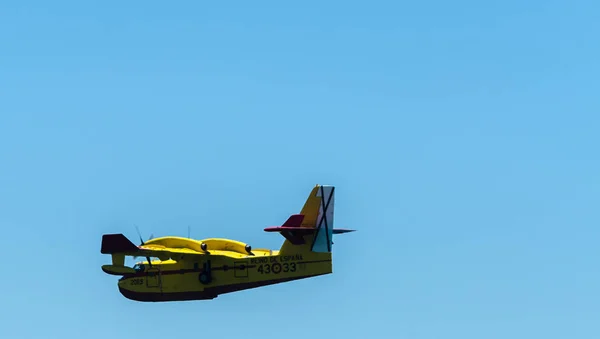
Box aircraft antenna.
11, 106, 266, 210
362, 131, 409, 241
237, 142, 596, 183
188, 225, 191, 239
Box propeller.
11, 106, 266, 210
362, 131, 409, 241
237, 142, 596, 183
134, 225, 153, 268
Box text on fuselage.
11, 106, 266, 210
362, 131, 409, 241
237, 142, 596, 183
250, 254, 303, 265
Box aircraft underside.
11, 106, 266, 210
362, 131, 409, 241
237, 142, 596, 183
118, 274, 327, 302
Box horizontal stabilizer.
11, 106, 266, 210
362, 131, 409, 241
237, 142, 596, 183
265, 209, 355, 246
332, 228, 355, 234
101, 233, 139, 254
264, 226, 313, 234
264, 226, 355, 234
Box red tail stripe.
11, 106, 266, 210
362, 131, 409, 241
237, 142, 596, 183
282, 214, 304, 227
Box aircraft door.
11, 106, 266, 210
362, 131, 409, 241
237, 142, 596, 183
146, 267, 161, 288
234, 261, 248, 278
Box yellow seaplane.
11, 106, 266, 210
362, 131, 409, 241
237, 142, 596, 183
100, 185, 355, 302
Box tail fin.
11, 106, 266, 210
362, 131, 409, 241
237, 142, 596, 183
307, 185, 335, 252
100, 234, 141, 273
101, 234, 139, 254
265, 184, 355, 253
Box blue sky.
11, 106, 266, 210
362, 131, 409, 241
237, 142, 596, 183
1, 1, 599, 338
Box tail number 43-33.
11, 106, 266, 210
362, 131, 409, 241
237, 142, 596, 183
257, 262, 296, 274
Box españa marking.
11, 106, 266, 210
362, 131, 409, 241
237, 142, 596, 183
250, 254, 304, 265
280, 254, 304, 262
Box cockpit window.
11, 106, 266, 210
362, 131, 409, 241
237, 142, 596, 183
133, 264, 145, 272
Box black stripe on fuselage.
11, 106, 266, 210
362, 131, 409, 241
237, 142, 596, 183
119, 259, 332, 279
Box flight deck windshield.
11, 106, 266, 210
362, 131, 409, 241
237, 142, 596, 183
133, 264, 145, 272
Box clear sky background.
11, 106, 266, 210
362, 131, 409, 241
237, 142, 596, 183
1, 1, 599, 338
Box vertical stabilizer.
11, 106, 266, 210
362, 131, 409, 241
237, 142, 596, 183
268, 185, 349, 253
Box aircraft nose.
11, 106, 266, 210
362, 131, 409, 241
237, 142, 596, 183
118, 276, 134, 289
118, 278, 127, 288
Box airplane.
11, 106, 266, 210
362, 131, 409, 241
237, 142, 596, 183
100, 184, 355, 302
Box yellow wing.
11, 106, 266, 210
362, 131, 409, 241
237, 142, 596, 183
101, 233, 260, 261
101, 234, 194, 260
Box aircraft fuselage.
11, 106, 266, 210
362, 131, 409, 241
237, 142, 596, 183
116, 251, 332, 302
